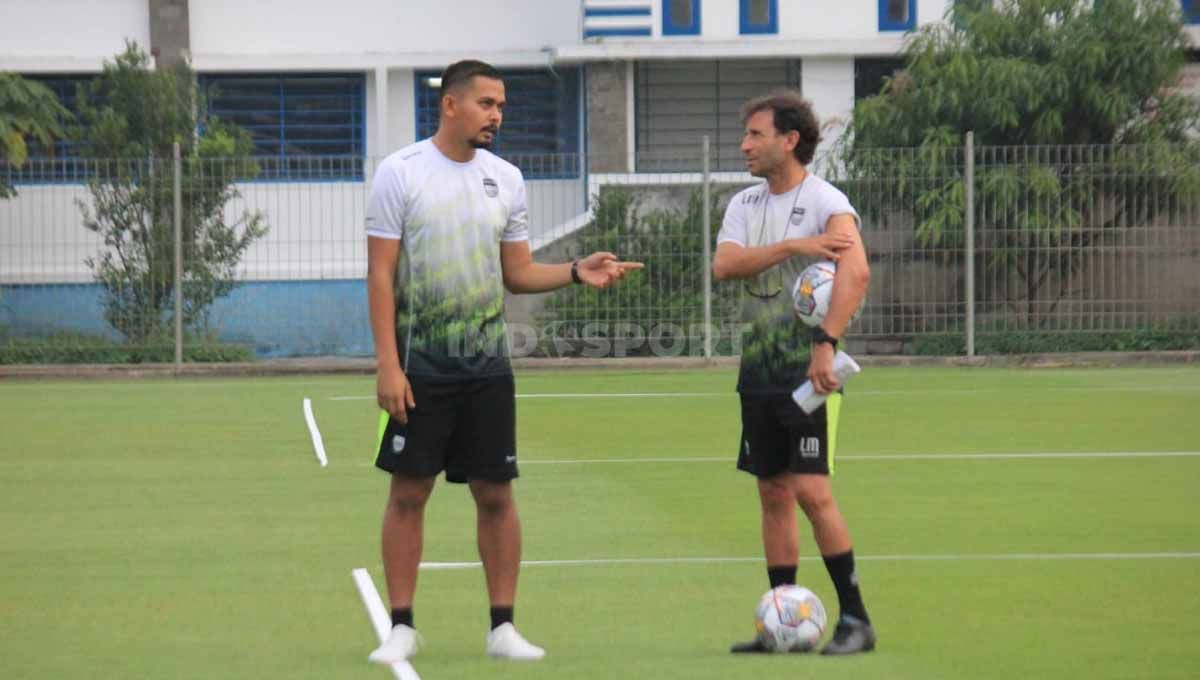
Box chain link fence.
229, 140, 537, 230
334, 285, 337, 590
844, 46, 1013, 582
2, 139, 1198, 365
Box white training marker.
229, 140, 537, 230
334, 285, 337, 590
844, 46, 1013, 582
352, 568, 421, 680
302, 398, 329, 467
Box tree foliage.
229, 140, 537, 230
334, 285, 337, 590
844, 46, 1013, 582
834, 0, 1200, 325
538, 187, 738, 357
77, 43, 267, 344
0, 73, 73, 198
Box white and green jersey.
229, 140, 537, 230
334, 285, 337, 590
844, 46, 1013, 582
366, 139, 529, 380
718, 173, 859, 394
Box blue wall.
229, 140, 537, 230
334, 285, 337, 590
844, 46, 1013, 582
0, 280, 373, 358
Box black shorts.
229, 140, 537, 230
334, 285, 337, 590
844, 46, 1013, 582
374, 374, 518, 483
736, 392, 843, 477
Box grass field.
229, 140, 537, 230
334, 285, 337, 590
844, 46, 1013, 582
2, 365, 1199, 679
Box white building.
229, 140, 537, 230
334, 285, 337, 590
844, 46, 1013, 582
2, 0, 1197, 354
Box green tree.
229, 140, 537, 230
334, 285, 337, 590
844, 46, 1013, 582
0, 73, 73, 198
836, 0, 1200, 325
76, 42, 267, 346
539, 187, 738, 357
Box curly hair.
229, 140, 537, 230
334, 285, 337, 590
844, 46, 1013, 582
740, 90, 821, 165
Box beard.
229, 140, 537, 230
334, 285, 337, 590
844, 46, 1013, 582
471, 127, 498, 149
747, 154, 778, 178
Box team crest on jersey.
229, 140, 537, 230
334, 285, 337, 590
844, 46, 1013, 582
789, 207, 807, 225
482, 177, 499, 197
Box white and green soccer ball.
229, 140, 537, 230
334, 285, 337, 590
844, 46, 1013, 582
754, 585, 827, 652
791, 260, 863, 328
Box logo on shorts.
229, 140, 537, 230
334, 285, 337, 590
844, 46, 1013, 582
505, 455, 517, 464
799, 437, 820, 458
743, 440, 751, 458
790, 207, 807, 225
482, 178, 499, 197
392, 435, 406, 453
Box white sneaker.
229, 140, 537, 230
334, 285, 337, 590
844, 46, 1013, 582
486, 622, 546, 660
368, 624, 422, 664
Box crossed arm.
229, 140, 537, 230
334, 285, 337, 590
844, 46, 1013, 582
711, 214, 869, 393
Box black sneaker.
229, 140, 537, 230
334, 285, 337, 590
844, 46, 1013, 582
730, 637, 770, 653
820, 615, 876, 655
730, 637, 814, 654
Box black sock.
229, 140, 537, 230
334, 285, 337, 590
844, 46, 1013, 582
390, 607, 413, 628
823, 550, 870, 624
767, 564, 797, 589
490, 606, 514, 630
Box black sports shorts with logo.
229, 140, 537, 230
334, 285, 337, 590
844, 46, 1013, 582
736, 392, 843, 477
374, 374, 518, 483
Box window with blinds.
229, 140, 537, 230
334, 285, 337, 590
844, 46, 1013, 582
634, 59, 801, 171
201, 73, 365, 181
415, 67, 581, 179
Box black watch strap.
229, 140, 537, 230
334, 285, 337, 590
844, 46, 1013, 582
810, 325, 839, 348
570, 259, 583, 285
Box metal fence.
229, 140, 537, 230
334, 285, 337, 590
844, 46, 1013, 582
1, 138, 1198, 365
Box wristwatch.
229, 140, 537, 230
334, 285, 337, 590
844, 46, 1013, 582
570, 259, 582, 285
810, 325, 839, 349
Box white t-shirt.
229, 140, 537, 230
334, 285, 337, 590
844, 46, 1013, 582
718, 173, 858, 250
717, 173, 860, 393
366, 139, 529, 379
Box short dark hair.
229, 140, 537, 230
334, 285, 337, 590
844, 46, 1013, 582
740, 90, 821, 165
439, 59, 503, 101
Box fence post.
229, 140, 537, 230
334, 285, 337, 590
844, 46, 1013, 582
173, 142, 183, 372
964, 131, 976, 358
702, 135, 713, 360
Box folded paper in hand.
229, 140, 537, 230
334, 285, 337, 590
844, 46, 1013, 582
791, 351, 862, 414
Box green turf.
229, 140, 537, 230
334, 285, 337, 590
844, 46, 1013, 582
2, 366, 1198, 679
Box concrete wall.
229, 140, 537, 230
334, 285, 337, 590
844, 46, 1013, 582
0, 0, 150, 71
189, 0, 577, 62
0, 280, 373, 356
801, 57, 856, 157
148, 0, 189, 67
634, 0, 955, 41
585, 61, 633, 173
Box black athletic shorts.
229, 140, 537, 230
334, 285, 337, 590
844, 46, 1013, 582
736, 392, 843, 477
374, 374, 518, 483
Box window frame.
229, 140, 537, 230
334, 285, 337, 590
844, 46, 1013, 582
662, 0, 701, 36
878, 0, 917, 32
200, 71, 367, 182
1183, 0, 1200, 24
739, 0, 778, 34
413, 67, 582, 180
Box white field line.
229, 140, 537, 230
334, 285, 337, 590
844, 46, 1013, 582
329, 392, 728, 401
351, 451, 1200, 468
302, 398, 329, 467
516, 451, 1200, 465
328, 384, 1200, 401
351, 568, 420, 680
417, 551, 1200, 571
